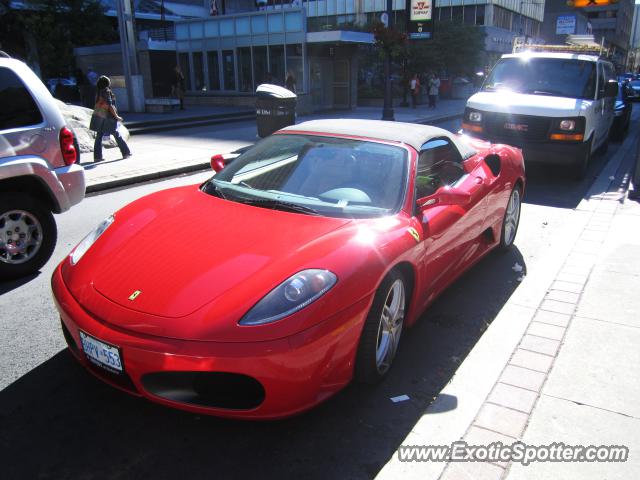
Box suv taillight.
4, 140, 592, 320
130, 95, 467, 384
59, 127, 77, 166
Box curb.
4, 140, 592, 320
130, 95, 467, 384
414, 112, 463, 125
85, 160, 210, 194
128, 113, 256, 135
84, 111, 464, 194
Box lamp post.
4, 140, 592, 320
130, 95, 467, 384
382, 0, 395, 121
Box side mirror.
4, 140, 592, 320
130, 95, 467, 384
605, 80, 619, 98
210, 146, 250, 172
210, 154, 226, 173
417, 186, 471, 210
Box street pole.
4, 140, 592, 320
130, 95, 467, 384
382, 0, 395, 121
116, 0, 140, 111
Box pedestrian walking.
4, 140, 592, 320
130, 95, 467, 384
89, 75, 131, 162
410, 73, 420, 109
285, 70, 296, 93
171, 65, 185, 110
428, 73, 440, 109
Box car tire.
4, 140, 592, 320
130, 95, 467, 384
0, 193, 57, 280
354, 269, 406, 384
499, 185, 522, 251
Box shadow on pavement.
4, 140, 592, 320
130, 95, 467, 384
0, 247, 525, 480
0, 272, 40, 295
523, 142, 621, 209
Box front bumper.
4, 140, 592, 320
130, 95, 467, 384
52, 266, 371, 419
54, 163, 86, 211
462, 130, 589, 166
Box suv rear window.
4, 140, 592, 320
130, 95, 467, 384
483, 57, 597, 100
0, 66, 43, 131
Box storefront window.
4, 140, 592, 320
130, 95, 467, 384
193, 51, 205, 91
463, 6, 476, 25
285, 44, 303, 93
207, 51, 220, 90
238, 47, 252, 92
253, 45, 269, 87
178, 52, 191, 91
476, 5, 485, 25
222, 50, 236, 91
269, 45, 285, 85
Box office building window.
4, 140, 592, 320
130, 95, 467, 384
286, 44, 303, 93
254, 45, 269, 86
193, 51, 205, 91
178, 52, 191, 91
476, 5, 485, 26
207, 51, 220, 90
222, 50, 236, 90
269, 45, 285, 85
238, 47, 252, 92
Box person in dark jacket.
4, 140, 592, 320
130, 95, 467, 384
171, 65, 185, 109
89, 75, 131, 162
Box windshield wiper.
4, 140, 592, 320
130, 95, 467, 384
240, 198, 321, 216
201, 180, 228, 199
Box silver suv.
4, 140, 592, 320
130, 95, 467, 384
0, 57, 85, 279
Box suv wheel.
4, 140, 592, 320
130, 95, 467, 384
0, 193, 57, 279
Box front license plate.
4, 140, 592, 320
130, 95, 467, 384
79, 331, 123, 373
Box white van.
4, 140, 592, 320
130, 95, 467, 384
462, 51, 618, 178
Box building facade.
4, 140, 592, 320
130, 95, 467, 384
582, 0, 634, 68
540, 0, 591, 46
73, 0, 558, 111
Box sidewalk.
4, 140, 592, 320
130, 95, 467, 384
377, 130, 640, 478
80, 99, 466, 193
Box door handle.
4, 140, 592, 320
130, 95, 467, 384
474, 176, 484, 185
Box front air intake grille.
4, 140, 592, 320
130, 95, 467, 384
85, 361, 139, 394
142, 371, 266, 410
484, 113, 551, 143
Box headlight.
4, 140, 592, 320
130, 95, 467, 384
70, 215, 114, 265
559, 119, 575, 131
239, 269, 337, 326
469, 111, 482, 122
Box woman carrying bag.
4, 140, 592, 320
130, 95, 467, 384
89, 75, 131, 162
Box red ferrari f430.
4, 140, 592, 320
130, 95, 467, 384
52, 119, 525, 419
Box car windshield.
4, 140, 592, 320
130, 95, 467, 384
203, 134, 408, 218
483, 57, 596, 99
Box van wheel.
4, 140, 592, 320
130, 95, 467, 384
0, 193, 57, 280
572, 138, 592, 180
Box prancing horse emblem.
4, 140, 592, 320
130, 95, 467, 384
128, 290, 142, 301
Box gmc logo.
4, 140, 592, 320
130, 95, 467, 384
504, 123, 529, 132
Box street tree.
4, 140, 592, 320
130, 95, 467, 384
0, 0, 117, 77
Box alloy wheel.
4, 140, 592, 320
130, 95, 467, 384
0, 210, 43, 264
375, 279, 406, 374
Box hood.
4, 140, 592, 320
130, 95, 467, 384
88, 187, 351, 319
467, 91, 587, 117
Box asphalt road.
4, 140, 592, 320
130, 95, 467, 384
0, 114, 635, 479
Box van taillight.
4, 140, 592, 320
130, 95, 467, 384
59, 127, 77, 166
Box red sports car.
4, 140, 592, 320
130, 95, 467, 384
52, 119, 525, 419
